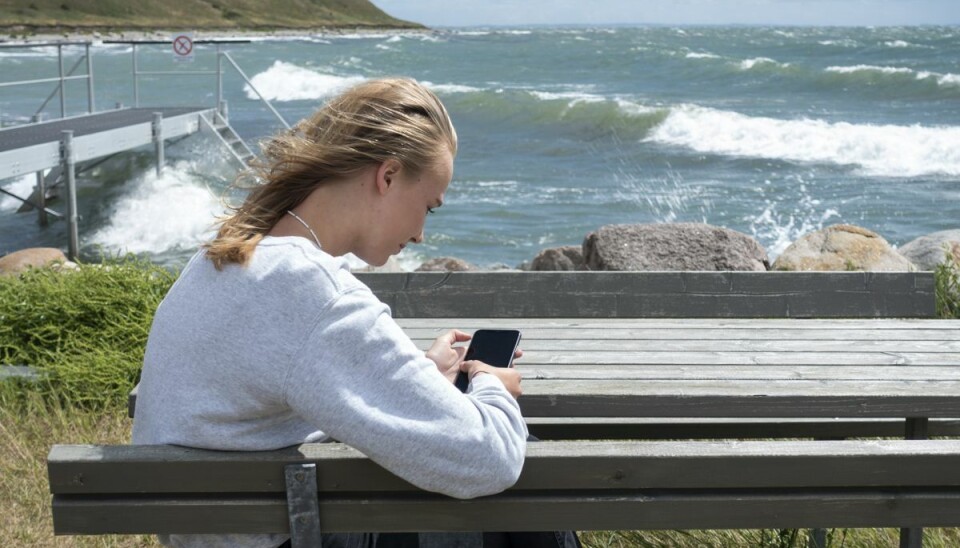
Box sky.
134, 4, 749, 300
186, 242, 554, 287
370, 0, 959, 27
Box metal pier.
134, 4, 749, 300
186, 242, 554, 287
0, 40, 289, 259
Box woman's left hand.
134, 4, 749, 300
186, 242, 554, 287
425, 329, 472, 383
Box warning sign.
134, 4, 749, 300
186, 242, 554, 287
172, 33, 194, 63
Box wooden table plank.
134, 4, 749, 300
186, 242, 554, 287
408, 338, 960, 352
396, 318, 960, 330
403, 327, 960, 341
517, 365, 960, 381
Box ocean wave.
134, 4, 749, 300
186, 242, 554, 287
824, 64, 960, 89
0, 175, 37, 212
423, 82, 485, 94
686, 52, 721, 59
817, 39, 860, 47
737, 57, 790, 71
89, 162, 223, 254
647, 105, 960, 177
244, 61, 365, 101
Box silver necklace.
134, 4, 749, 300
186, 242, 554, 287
286, 210, 322, 249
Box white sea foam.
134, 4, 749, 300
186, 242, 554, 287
0, 175, 37, 211
884, 40, 912, 48
826, 64, 913, 75
245, 61, 365, 102
423, 82, 484, 94
686, 52, 721, 59
738, 57, 787, 70
826, 65, 960, 88
818, 39, 859, 47
528, 90, 605, 104
648, 105, 960, 177
89, 162, 223, 254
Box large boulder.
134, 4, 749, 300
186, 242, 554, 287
582, 223, 769, 271
898, 229, 960, 271
0, 247, 68, 276
415, 257, 477, 272
530, 246, 585, 271
773, 224, 915, 271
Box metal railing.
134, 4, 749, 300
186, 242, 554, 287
0, 41, 95, 119
110, 39, 290, 129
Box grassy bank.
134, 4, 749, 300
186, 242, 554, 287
0, 0, 421, 33
1, 256, 959, 546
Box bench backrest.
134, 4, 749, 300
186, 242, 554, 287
48, 439, 960, 534
355, 271, 936, 318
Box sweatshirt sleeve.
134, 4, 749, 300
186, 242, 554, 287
283, 287, 528, 499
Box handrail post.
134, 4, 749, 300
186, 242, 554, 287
153, 112, 164, 176
85, 42, 95, 113
216, 45, 223, 115
57, 44, 66, 118
62, 130, 79, 260
132, 43, 139, 108
34, 113, 49, 227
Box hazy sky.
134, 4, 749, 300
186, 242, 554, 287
371, 0, 958, 27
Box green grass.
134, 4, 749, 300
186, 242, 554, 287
935, 252, 960, 319
0, 0, 421, 31
0, 255, 175, 409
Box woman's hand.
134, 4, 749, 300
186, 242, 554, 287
460, 360, 522, 399
425, 329, 472, 383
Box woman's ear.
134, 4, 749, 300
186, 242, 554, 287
375, 158, 403, 195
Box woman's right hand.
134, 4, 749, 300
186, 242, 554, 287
460, 360, 522, 399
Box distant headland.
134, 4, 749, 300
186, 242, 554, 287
0, 0, 423, 38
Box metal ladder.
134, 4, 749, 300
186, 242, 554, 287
200, 111, 256, 167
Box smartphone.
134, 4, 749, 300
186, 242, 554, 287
454, 329, 522, 392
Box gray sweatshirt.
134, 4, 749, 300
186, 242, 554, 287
131, 236, 528, 548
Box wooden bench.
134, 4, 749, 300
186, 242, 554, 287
54, 271, 959, 547
48, 440, 960, 539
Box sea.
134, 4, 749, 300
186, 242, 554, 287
1, 25, 958, 270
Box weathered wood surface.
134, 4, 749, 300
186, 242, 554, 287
50, 490, 960, 534
49, 440, 960, 534
355, 272, 936, 318
129, 319, 960, 423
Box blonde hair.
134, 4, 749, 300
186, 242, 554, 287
203, 78, 458, 269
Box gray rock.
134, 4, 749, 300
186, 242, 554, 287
582, 223, 770, 271
415, 257, 478, 272
0, 247, 68, 276
773, 224, 915, 271
898, 229, 960, 271
530, 246, 585, 271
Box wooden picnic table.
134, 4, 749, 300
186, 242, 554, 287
401, 318, 960, 425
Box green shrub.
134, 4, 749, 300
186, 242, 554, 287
935, 251, 960, 319
0, 256, 176, 410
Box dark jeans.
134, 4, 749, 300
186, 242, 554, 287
278, 531, 581, 548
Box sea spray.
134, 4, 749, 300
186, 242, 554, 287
89, 162, 224, 255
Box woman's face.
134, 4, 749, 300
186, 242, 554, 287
361, 151, 454, 266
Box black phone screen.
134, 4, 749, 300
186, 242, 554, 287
454, 329, 522, 392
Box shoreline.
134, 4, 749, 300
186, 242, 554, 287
0, 26, 435, 44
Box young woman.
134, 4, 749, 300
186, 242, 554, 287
132, 78, 578, 548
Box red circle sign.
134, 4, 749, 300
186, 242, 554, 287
173, 35, 193, 56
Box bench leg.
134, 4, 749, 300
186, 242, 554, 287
808, 528, 827, 548
900, 417, 929, 548
286, 463, 322, 548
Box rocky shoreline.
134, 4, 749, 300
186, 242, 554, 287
408, 223, 960, 274
2, 223, 959, 277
